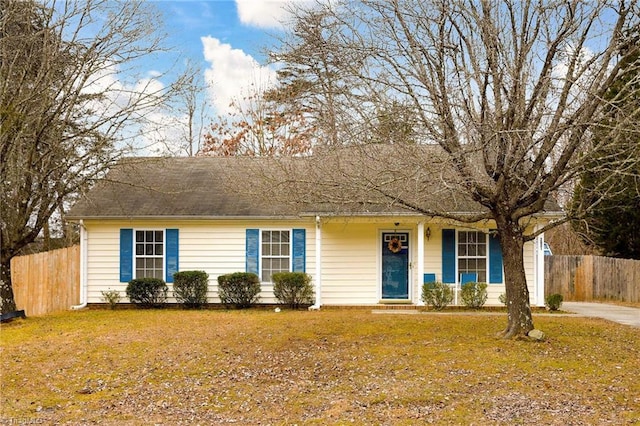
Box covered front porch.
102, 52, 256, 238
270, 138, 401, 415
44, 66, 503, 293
308, 215, 546, 308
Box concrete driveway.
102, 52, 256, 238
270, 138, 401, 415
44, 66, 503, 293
562, 302, 640, 328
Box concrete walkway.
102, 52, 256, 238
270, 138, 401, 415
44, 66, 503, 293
562, 302, 640, 328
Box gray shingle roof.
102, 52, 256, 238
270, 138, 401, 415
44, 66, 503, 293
67, 151, 563, 220
67, 157, 298, 219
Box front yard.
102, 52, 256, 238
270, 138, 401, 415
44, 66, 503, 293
1, 309, 638, 425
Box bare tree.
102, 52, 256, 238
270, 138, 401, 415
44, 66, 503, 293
270, 1, 640, 337
201, 83, 314, 157
0, 0, 188, 314
154, 62, 209, 157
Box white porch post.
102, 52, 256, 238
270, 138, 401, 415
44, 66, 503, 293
417, 221, 425, 305
313, 215, 322, 309
534, 232, 546, 307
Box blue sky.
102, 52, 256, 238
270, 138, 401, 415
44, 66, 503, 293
151, 1, 293, 116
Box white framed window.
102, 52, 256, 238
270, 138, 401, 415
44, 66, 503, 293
135, 230, 164, 279
261, 230, 291, 282
458, 231, 487, 282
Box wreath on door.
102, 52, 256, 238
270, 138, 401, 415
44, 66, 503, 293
388, 237, 402, 253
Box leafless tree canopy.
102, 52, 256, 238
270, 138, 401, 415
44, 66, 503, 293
0, 0, 189, 313
271, 0, 640, 337
276, 0, 640, 223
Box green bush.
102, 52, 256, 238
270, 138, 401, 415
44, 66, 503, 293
101, 289, 121, 309
217, 272, 261, 308
272, 272, 314, 309
125, 278, 168, 308
421, 281, 454, 310
498, 293, 507, 306
545, 293, 563, 311
460, 282, 488, 309
173, 270, 209, 308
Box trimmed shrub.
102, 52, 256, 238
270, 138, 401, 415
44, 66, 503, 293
217, 272, 261, 308
173, 270, 209, 308
545, 293, 563, 311
461, 282, 488, 309
272, 272, 314, 309
126, 278, 168, 308
421, 281, 454, 310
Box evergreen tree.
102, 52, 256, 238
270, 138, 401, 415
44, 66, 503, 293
573, 30, 640, 259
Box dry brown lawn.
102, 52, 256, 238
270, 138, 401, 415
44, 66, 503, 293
1, 309, 638, 425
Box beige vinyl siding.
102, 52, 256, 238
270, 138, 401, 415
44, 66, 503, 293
320, 222, 380, 305
83, 217, 545, 307
83, 219, 315, 304
419, 225, 539, 306
423, 224, 444, 283
523, 239, 538, 305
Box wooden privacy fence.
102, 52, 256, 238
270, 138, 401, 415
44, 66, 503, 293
545, 255, 640, 303
11, 245, 80, 316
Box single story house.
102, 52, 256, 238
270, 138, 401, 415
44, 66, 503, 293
67, 154, 561, 308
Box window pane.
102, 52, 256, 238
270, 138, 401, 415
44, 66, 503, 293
134, 229, 165, 279
459, 245, 467, 256
261, 258, 272, 282
261, 230, 291, 282
478, 244, 486, 256
469, 245, 476, 256
458, 259, 466, 272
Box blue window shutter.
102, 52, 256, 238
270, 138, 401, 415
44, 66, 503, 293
489, 231, 503, 283
246, 229, 259, 275
292, 229, 306, 272
165, 229, 179, 283
120, 229, 133, 282
442, 229, 456, 283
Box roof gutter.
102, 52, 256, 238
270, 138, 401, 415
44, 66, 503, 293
71, 220, 88, 310
66, 214, 305, 222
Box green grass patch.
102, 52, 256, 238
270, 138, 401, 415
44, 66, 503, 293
1, 310, 638, 424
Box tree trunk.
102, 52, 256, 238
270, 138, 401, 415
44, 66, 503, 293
495, 216, 534, 339
1, 257, 17, 315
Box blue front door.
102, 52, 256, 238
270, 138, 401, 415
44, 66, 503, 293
382, 232, 409, 299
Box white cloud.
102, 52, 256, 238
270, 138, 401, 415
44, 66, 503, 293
235, 0, 295, 29
201, 36, 277, 115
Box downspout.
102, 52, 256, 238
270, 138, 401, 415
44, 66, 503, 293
71, 220, 88, 310
310, 215, 322, 310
